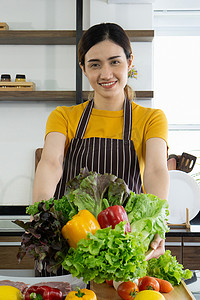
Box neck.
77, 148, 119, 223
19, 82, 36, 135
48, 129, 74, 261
93, 92, 125, 111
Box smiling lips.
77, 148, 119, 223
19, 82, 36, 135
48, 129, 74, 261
99, 81, 117, 88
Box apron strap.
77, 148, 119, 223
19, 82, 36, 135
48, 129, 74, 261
123, 98, 132, 141
75, 100, 94, 138
75, 98, 132, 140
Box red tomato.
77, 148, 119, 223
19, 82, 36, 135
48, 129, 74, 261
138, 276, 160, 292
117, 281, 139, 300
106, 279, 113, 286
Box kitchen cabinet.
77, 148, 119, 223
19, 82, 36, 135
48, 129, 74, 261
166, 229, 200, 270
0, 236, 34, 269
0, 205, 34, 270
165, 236, 182, 263
183, 237, 200, 270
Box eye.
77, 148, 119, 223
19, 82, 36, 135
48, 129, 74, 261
89, 63, 100, 68
111, 60, 120, 65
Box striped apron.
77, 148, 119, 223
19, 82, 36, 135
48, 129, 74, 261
54, 97, 143, 199
37, 98, 143, 277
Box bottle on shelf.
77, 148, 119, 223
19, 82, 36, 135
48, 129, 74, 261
15, 74, 26, 82
0, 74, 11, 88
1, 74, 11, 82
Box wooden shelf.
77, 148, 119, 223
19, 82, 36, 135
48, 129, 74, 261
0, 90, 153, 102
0, 30, 76, 45
0, 28, 154, 102
135, 91, 154, 98
0, 30, 154, 45
126, 30, 154, 42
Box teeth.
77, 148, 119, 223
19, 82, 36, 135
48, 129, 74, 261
100, 82, 115, 86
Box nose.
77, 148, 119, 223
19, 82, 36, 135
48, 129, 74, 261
100, 64, 113, 80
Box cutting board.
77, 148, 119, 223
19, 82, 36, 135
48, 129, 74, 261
90, 280, 195, 300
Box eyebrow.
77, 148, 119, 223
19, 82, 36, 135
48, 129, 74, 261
87, 55, 121, 63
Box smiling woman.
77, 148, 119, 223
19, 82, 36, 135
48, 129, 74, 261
78, 23, 134, 110
33, 23, 169, 276
80, 40, 132, 111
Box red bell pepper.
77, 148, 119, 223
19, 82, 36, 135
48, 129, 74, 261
25, 285, 63, 300
97, 205, 131, 233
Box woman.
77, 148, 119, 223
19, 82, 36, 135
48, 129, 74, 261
33, 23, 169, 260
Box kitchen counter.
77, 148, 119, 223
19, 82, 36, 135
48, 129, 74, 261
0, 205, 28, 236
1, 205, 200, 235
166, 226, 200, 237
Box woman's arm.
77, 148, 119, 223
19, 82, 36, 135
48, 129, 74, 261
33, 132, 66, 203
143, 137, 169, 259
143, 137, 169, 200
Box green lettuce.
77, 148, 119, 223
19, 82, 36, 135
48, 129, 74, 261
146, 250, 193, 285
65, 168, 130, 218
26, 196, 78, 224
62, 222, 147, 283
125, 192, 169, 251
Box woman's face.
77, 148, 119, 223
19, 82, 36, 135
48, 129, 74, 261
82, 39, 132, 101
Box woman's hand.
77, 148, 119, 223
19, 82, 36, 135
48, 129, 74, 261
146, 234, 165, 260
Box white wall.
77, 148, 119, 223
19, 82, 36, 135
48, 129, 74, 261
90, 1, 153, 92
0, 0, 153, 205
90, 1, 153, 29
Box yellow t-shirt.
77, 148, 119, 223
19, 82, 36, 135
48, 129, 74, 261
46, 100, 168, 182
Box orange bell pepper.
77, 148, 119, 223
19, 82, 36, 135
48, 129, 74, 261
61, 210, 101, 248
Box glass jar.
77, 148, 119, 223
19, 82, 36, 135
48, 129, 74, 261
1, 74, 11, 82
15, 74, 26, 82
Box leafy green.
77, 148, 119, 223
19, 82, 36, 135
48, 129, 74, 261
17, 170, 192, 284
62, 221, 147, 284
53, 196, 78, 223
13, 202, 70, 274
125, 192, 169, 251
26, 198, 54, 215
146, 250, 193, 285
26, 196, 78, 224
65, 168, 130, 218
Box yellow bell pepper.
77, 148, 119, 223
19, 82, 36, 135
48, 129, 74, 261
0, 286, 24, 300
65, 288, 97, 300
61, 209, 101, 249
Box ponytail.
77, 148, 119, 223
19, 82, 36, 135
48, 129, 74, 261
124, 84, 135, 102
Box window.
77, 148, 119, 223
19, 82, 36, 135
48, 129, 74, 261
154, 9, 200, 176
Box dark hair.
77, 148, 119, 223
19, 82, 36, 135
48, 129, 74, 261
78, 23, 132, 66
78, 23, 135, 101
